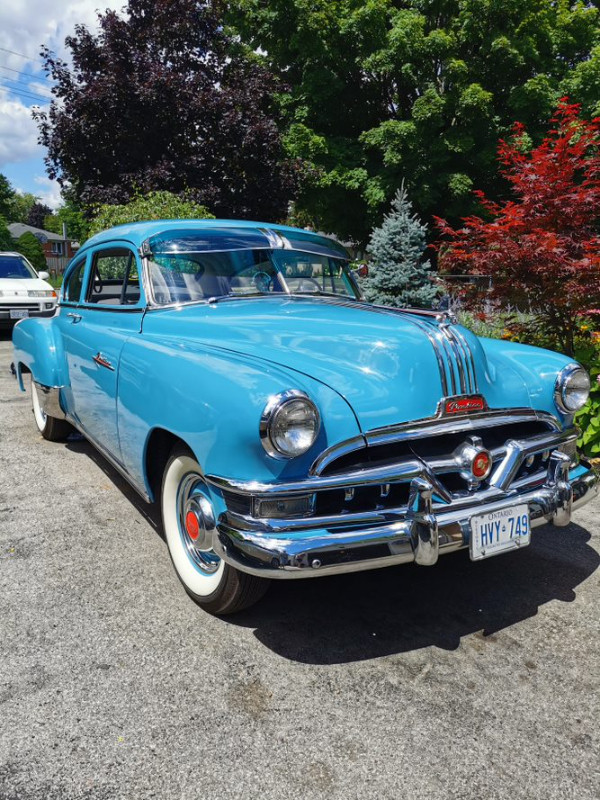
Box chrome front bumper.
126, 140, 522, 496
212, 457, 598, 579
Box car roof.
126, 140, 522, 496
79, 219, 348, 256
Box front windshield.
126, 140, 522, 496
0, 255, 36, 279
147, 245, 360, 306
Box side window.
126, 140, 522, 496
86, 248, 141, 306
63, 258, 86, 303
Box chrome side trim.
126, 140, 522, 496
64, 415, 151, 502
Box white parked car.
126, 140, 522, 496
0, 252, 57, 325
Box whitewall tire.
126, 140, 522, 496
31, 380, 72, 441
161, 446, 269, 614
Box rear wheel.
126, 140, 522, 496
31, 380, 72, 441
161, 445, 269, 614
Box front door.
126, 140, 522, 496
58, 244, 145, 462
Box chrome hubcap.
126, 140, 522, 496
177, 474, 220, 574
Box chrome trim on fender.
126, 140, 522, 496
33, 382, 66, 420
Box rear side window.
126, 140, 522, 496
63, 258, 86, 302
86, 248, 141, 306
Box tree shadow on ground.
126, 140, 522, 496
66, 434, 599, 665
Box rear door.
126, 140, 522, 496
58, 243, 145, 462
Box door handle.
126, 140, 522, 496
92, 352, 115, 371
66, 312, 82, 323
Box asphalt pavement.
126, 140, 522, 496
0, 329, 599, 800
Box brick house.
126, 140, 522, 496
7, 223, 80, 273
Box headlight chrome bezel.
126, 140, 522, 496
554, 364, 590, 413
260, 390, 321, 459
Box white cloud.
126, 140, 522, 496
33, 175, 62, 209
0, 88, 46, 166
0, 1, 124, 174
0, 1, 124, 70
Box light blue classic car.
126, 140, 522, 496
12, 220, 598, 613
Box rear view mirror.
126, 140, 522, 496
39, 271, 50, 280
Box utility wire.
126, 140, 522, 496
0, 45, 43, 64
0, 76, 53, 100
0, 81, 52, 105
0, 63, 53, 84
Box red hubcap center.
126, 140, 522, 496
472, 452, 491, 479
185, 511, 200, 540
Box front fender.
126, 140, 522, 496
12, 317, 66, 390
479, 337, 575, 424
116, 336, 361, 495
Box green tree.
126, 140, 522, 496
0, 217, 13, 250
9, 192, 37, 224
15, 232, 47, 271
0, 175, 14, 220
88, 190, 215, 237
229, 0, 600, 245
44, 198, 90, 244
364, 185, 437, 308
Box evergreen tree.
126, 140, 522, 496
364, 186, 437, 308
15, 233, 47, 272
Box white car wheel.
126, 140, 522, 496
161, 446, 269, 614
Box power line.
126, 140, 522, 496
0, 63, 53, 84
0, 81, 52, 105
0, 45, 43, 64
0, 78, 53, 103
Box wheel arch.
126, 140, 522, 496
144, 427, 196, 502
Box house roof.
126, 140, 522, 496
7, 222, 76, 243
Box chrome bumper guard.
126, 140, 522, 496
210, 452, 599, 580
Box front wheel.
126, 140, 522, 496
161, 446, 270, 614
31, 380, 72, 441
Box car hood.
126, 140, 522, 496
145, 296, 535, 432
0, 277, 52, 294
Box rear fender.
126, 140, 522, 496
12, 317, 66, 391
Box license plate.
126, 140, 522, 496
10, 309, 29, 319
470, 504, 530, 561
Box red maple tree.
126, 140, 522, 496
435, 100, 600, 355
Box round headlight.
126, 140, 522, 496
260, 391, 320, 458
555, 365, 590, 413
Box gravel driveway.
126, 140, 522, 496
0, 329, 598, 800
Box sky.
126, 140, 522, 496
0, 0, 123, 210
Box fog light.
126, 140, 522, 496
253, 495, 314, 519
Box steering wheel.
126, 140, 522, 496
253, 271, 273, 293
291, 277, 321, 293
93, 274, 104, 295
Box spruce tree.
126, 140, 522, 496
364, 186, 438, 308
